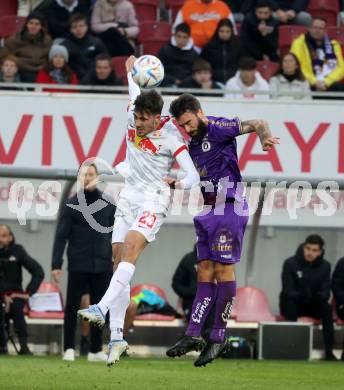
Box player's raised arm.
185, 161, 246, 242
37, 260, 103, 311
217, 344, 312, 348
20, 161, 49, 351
126, 55, 140, 103
240, 119, 280, 151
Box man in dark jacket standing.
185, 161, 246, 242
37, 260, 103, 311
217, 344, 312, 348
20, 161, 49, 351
0, 225, 44, 355
172, 245, 198, 320
157, 23, 199, 87
62, 13, 107, 80
51, 163, 115, 362
241, 0, 279, 62
279, 234, 336, 361
332, 256, 344, 361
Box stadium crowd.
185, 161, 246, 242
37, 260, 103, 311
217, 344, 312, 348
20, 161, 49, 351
0, 0, 343, 97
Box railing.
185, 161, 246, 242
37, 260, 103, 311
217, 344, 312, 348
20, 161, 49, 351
1, 82, 344, 99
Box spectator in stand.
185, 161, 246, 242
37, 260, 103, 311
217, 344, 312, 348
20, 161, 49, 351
173, 0, 236, 52
91, 0, 139, 57
240, 0, 279, 62
36, 0, 91, 39
272, 0, 311, 27
36, 44, 78, 92
332, 256, 344, 361
270, 53, 310, 99
291, 17, 344, 94
225, 56, 270, 99
201, 19, 243, 85
81, 54, 122, 90
51, 163, 116, 362
179, 59, 222, 95
0, 225, 44, 355
157, 23, 199, 87
279, 235, 336, 361
0, 56, 22, 86
62, 13, 107, 80
2, 12, 52, 83
225, 0, 256, 23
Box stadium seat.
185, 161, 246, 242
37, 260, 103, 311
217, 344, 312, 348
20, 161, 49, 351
231, 286, 275, 322
0, 0, 18, 17
111, 56, 128, 85
131, 284, 175, 321
27, 281, 64, 319
256, 61, 280, 81
278, 25, 307, 56
138, 21, 172, 55
327, 26, 344, 46
307, 0, 340, 26
132, 0, 160, 21
165, 0, 184, 23
131, 283, 168, 301
0, 15, 26, 39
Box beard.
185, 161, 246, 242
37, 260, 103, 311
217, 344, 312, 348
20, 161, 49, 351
191, 118, 208, 143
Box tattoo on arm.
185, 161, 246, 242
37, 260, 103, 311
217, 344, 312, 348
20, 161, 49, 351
240, 120, 272, 144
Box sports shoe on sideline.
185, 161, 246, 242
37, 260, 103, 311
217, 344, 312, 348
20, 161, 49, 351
77, 305, 105, 327
107, 340, 129, 366
63, 349, 75, 361
87, 351, 108, 362
194, 340, 228, 367
166, 335, 205, 358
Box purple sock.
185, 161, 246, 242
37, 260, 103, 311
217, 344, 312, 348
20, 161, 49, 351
185, 282, 217, 337
210, 281, 236, 343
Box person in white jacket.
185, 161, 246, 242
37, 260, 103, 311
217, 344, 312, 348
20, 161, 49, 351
225, 56, 270, 100
269, 53, 311, 100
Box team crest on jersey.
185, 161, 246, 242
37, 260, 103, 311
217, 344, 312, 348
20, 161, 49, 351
127, 128, 158, 154
202, 141, 211, 152
212, 229, 233, 259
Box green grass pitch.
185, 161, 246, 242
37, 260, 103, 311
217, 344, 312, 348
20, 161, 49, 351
0, 356, 343, 390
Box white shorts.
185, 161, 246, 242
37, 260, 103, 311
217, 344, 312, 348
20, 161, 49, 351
111, 196, 166, 244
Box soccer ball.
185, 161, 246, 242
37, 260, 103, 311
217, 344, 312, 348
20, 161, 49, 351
132, 55, 164, 89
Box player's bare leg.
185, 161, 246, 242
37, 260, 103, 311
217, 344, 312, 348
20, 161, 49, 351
194, 263, 236, 367
166, 260, 216, 358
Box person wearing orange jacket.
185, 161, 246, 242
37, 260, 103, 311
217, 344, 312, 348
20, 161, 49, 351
173, 0, 236, 52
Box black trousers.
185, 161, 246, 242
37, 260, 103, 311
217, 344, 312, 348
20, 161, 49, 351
280, 297, 334, 354
97, 28, 134, 57
64, 272, 109, 353
4, 298, 28, 347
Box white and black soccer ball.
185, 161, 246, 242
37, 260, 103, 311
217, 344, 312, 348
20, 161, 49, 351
131, 55, 164, 89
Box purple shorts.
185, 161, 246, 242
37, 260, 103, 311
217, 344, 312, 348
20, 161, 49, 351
194, 201, 248, 264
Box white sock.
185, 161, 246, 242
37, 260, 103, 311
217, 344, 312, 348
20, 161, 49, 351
98, 262, 135, 315
109, 284, 130, 341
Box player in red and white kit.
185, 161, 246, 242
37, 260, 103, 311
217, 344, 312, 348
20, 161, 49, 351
78, 56, 200, 365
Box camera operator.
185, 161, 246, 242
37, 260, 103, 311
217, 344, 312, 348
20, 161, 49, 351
0, 224, 44, 355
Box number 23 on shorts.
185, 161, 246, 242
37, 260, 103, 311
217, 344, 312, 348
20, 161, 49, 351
138, 211, 157, 229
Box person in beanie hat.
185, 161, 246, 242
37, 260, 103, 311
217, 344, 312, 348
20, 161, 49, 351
36, 44, 78, 92
1, 11, 52, 82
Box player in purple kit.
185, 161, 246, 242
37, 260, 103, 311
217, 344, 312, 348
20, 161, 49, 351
165, 94, 279, 367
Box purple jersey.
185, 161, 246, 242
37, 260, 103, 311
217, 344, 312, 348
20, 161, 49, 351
188, 116, 242, 205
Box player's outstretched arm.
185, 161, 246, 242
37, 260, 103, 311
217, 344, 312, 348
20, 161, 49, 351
240, 119, 280, 151
126, 55, 140, 102
164, 150, 200, 190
